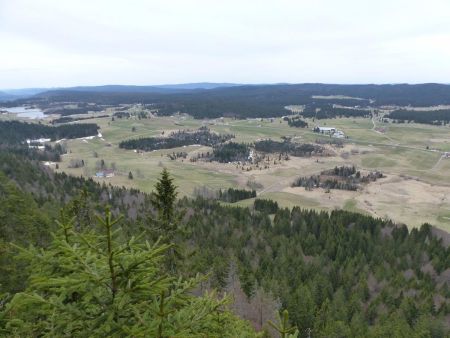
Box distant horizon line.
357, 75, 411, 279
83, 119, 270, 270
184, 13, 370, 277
2, 81, 450, 91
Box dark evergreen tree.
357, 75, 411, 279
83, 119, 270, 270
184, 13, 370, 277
0, 208, 257, 337
152, 168, 178, 232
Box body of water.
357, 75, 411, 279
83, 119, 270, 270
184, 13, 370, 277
2, 106, 45, 119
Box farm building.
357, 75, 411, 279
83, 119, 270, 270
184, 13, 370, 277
315, 127, 336, 134
95, 169, 115, 178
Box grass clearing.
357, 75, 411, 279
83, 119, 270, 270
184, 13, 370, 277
50, 114, 450, 231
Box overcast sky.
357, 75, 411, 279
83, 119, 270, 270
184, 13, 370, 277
1, 0, 450, 88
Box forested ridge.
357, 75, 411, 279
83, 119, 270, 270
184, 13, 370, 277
10, 83, 450, 119
0, 120, 99, 144
0, 149, 449, 337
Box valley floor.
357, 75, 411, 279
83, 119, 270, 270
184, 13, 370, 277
39, 112, 450, 232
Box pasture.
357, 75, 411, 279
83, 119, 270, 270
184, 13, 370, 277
54, 113, 450, 231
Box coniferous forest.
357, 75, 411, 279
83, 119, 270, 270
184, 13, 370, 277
292, 166, 384, 191
119, 127, 234, 151
254, 139, 325, 157
0, 120, 99, 144
0, 147, 449, 337
387, 109, 450, 125
299, 105, 371, 120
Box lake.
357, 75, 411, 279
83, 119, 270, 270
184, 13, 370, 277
2, 106, 45, 119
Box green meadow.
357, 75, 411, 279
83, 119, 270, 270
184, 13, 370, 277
53, 113, 450, 231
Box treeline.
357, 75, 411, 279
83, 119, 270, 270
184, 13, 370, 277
219, 188, 256, 203
387, 109, 450, 125
285, 116, 309, 128
211, 142, 250, 163
0, 120, 99, 144
292, 166, 384, 191
254, 139, 325, 157
51, 114, 108, 124
119, 127, 233, 151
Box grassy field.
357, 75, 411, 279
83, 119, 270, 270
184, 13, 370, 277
16, 112, 450, 232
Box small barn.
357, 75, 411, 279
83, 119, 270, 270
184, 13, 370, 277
317, 127, 336, 134
95, 169, 115, 178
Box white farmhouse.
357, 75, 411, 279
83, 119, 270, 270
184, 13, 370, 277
316, 127, 336, 134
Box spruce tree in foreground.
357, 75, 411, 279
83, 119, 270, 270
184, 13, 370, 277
152, 168, 179, 234
268, 310, 299, 338
0, 209, 257, 337
151, 168, 185, 272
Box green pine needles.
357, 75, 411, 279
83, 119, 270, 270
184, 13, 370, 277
1, 208, 257, 337
268, 310, 299, 338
